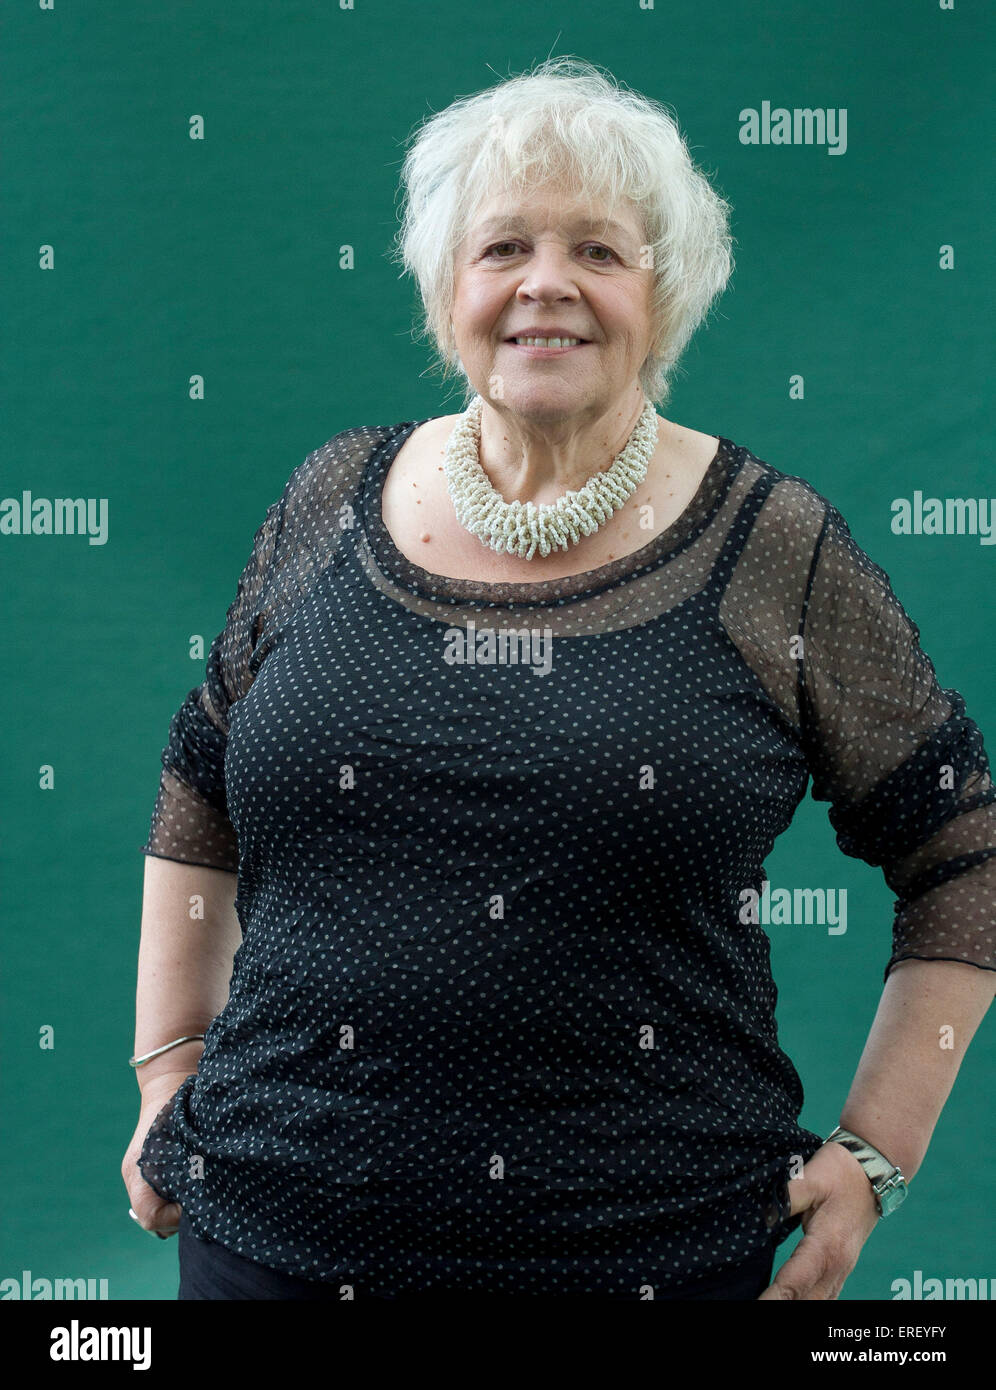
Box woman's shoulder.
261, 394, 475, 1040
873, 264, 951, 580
734, 439, 855, 549
302, 416, 424, 475
275, 415, 431, 517
703, 436, 884, 603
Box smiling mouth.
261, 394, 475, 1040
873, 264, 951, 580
504, 337, 591, 349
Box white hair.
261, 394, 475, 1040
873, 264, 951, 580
388, 55, 735, 407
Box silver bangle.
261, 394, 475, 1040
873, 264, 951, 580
129, 1035, 205, 1067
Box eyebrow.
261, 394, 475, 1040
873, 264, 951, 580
472, 214, 637, 246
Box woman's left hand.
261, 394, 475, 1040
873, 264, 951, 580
757, 1140, 882, 1299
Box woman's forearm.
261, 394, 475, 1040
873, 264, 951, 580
837, 957, 996, 1182
133, 855, 242, 1093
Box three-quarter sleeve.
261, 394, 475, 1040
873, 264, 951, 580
797, 501, 996, 980
139, 493, 285, 873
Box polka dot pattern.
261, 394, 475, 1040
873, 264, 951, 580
137, 418, 996, 1295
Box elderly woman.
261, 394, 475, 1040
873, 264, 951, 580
122, 57, 995, 1301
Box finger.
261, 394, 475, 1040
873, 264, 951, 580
756, 1234, 840, 1301
763, 1173, 813, 1229
124, 1163, 178, 1224
152, 1203, 181, 1238
785, 1174, 814, 1218
130, 1197, 182, 1237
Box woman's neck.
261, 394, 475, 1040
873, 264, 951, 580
476, 390, 652, 503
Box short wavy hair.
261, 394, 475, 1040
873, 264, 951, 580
389, 55, 734, 407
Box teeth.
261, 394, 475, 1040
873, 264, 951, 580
513, 337, 582, 348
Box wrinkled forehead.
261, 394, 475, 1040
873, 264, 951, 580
462, 185, 646, 248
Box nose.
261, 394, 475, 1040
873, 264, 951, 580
514, 242, 583, 303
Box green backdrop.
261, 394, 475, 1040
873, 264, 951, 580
2, 1, 992, 1302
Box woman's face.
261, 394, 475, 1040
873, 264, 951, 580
450, 186, 654, 422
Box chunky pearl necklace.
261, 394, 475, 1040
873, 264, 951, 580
443, 393, 660, 560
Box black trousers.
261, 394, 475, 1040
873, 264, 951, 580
177, 1210, 775, 1300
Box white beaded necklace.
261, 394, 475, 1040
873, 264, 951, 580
443, 393, 660, 561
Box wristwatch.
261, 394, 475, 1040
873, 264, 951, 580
826, 1126, 908, 1217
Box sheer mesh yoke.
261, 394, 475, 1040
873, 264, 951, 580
141, 417, 996, 978
136, 417, 996, 1295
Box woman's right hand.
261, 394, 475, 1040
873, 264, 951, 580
121, 1069, 194, 1239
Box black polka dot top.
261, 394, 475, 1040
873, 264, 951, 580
137, 417, 996, 1296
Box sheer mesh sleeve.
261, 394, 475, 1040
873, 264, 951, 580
138, 493, 286, 873
797, 502, 996, 980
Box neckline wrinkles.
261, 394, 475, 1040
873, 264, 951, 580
358, 416, 745, 608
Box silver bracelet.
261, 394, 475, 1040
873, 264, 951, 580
129, 1035, 205, 1067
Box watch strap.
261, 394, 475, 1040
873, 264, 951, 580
826, 1125, 908, 1217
